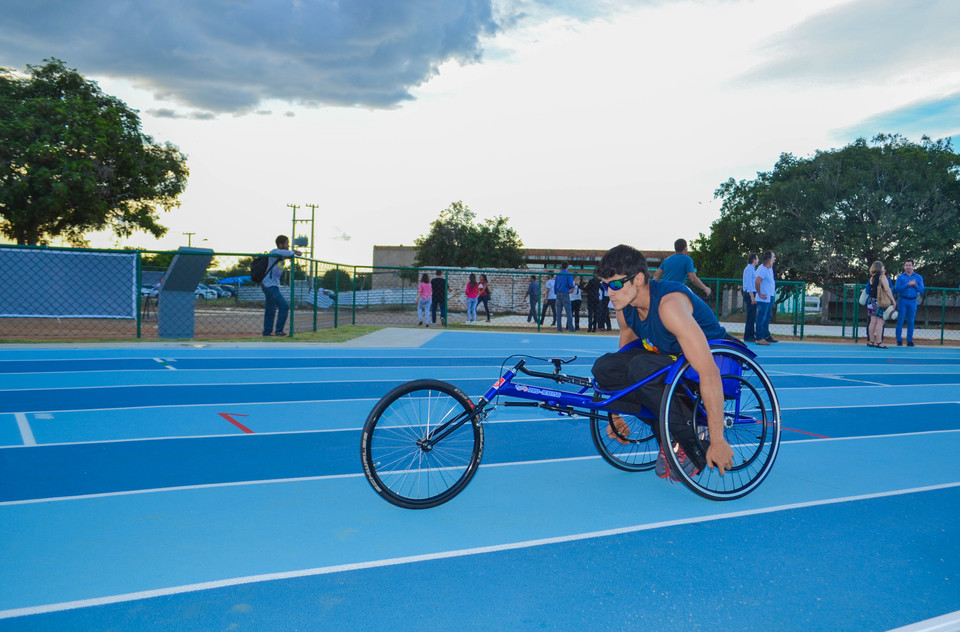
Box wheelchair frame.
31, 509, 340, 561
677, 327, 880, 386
361, 339, 781, 508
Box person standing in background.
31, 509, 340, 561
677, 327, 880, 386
540, 274, 556, 326
417, 273, 432, 326
430, 270, 446, 326
477, 274, 492, 322
262, 235, 300, 337
653, 238, 713, 298
754, 251, 777, 345
741, 253, 759, 342
464, 273, 479, 323
524, 275, 540, 323
585, 275, 601, 332
571, 277, 582, 331
894, 260, 924, 347
553, 262, 575, 332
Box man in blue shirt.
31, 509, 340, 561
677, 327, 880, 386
741, 253, 759, 342
894, 260, 924, 347
553, 262, 576, 332
591, 244, 734, 482
653, 238, 712, 298
523, 275, 539, 323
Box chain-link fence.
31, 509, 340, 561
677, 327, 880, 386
833, 283, 960, 344
3, 244, 958, 344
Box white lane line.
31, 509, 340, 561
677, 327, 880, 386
153, 358, 176, 370
13, 413, 36, 446
1, 481, 957, 621
885, 610, 960, 632
3, 429, 958, 505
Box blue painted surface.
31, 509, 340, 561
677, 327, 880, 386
0, 334, 958, 630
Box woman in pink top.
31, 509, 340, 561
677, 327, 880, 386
465, 273, 479, 322
417, 273, 432, 326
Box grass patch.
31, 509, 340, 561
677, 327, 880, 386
272, 326, 382, 343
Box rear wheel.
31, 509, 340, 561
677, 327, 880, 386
659, 348, 780, 500
361, 379, 483, 509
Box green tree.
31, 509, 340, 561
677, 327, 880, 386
697, 135, 960, 287
414, 201, 525, 268
322, 268, 352, 291
0, 59, 189, 245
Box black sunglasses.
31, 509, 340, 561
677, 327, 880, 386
601, 272, 639, 292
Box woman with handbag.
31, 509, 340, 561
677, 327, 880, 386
866, 261, 896, 348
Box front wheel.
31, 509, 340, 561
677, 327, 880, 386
361, 379, 484, 509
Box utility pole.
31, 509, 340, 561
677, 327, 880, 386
182, 232, 195, 247
304, 203, 318, 261
287, 203, 300, 245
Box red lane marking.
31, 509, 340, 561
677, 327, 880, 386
218, 413, 253, 434
781, 425, 830, 438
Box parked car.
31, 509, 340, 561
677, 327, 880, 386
195, 284, 218, 299
140, 286, 159, 298
215, 284, 237, 297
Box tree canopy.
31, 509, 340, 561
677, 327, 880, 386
0, 59, 189, 245
694, 134, 960, 287
414, 201, 525, 269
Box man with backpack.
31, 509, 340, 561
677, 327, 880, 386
259, 235, 300, 337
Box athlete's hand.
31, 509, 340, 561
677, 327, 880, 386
706, 439, 734, 475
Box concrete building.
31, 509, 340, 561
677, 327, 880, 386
372, 245, 672, 271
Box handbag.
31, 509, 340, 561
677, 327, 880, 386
877, 281, 892, 309
858, 288, 868, 306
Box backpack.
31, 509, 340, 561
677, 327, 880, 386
250, 256, 278, 284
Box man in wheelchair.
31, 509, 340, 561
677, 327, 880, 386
591, 244, 735, 481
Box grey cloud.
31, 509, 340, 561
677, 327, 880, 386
0, 0, 499, 113
741, 0, 960, 85
147, 108, 217, 120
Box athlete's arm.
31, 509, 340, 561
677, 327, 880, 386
658, 293, 734, 474
615, 309, 638, 349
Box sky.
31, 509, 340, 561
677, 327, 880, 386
2, 0, 958, 265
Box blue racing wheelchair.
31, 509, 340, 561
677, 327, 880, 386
361, 339, 781, 508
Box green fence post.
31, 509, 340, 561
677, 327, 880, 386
312, 260, 318, 332
941, 289, 947, 345
136, 252, 143, 339
800, 282, 806, 339
536, 271, 542, 333
334, 265, 340, 329
352, 266, 358, 325
288, 260, 296, 337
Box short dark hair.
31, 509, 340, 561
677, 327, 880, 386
560, 261, 569, 270
276, 235, 289, 247
435, 270, 444, 276
904, 259, 914, 266
748, 252, 759, 264
674, 238, 687, 252
597, 244, 648, 283
762, 251, 775, 264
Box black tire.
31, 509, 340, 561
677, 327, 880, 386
590, 412, 658, 471
659, 348, 781, 500
361, 379, 484, 509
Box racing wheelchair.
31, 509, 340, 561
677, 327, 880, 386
361, 339, 781, 508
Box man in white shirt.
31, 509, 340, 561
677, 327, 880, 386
262, 235, 300, 337
741, 253, 759, 342
754, 251, 777, 345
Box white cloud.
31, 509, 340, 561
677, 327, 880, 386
6, 0, 959, 261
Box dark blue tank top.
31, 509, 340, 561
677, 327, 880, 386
621, 280, 726, 356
